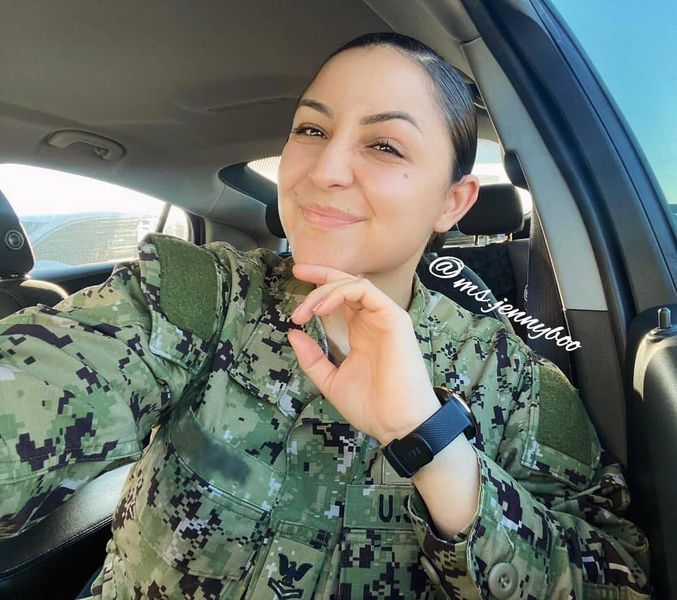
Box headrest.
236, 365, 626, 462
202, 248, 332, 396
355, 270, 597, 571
501, 148, 529, 190
265, 203, 286, 239
265, 183, 524, 240
456, 183, 524, 236
0, 190, 34, 278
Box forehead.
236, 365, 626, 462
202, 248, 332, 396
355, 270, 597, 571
300, 46, 438, 123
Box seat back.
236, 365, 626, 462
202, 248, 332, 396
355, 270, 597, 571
415, 252, 515, 333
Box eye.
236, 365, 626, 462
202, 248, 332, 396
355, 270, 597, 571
291, 125, 323, 137
372, 139, 403, 158
291, 125, 403, 158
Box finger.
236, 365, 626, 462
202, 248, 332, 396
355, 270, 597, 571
310, 278, 394, 317
287, 328, 337, 397
291, 277, 360, 323
292, 263, 361, 285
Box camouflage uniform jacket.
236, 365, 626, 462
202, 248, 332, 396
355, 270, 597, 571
0, 232, 652, 599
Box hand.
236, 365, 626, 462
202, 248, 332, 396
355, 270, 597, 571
286, 263, 441, 446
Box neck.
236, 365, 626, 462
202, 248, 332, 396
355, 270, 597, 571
318, 258, 418, 314
318, 257, 419, 361
364, 269, 416, 312
361, 249, 422, 312
300, 247, 424, 314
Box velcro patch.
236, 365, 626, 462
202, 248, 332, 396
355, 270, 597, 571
536, 361, 593, 465
153, 234, 220, 341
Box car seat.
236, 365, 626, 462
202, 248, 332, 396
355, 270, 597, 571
436, 183, 530, 342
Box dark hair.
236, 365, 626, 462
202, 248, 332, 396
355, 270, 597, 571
295, 32, 478, 254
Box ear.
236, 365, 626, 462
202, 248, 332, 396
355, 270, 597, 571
433, 174, 480, 233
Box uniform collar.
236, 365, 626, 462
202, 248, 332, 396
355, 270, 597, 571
270, 254, 437, 381
271, 255, 432, 349
226, 252, 441, 425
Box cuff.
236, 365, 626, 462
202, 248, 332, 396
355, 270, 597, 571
405, 446, 549, 599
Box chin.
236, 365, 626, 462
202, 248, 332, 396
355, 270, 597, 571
290, 245, 354, 272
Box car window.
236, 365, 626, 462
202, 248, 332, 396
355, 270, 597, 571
249, 138, 532, 212
0, 164, 189, 273
546, 0, 677, 233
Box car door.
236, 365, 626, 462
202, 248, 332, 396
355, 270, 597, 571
457, 1, 677, 597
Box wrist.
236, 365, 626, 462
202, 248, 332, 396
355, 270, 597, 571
380, 386, 478, 480
409, 434, 481, 537
410, 432, 470, 481
377, 392, 441, 446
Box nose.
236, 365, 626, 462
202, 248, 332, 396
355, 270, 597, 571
308, 135, 354, 190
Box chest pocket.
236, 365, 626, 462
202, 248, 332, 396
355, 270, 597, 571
132, 417, 274, 581
224, 300, 324, 416
339, 481, 438, 599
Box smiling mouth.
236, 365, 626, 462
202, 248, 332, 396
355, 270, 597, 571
301, 207, 364, 228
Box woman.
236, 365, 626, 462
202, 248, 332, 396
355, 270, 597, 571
0, 33, 651, 599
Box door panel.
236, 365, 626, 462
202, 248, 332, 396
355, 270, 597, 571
626, 303, 677, 600
31, 262, 120, 297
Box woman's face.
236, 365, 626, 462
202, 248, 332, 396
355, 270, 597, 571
278, 45, 478, 277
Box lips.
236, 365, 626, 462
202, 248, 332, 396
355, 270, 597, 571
301, 205, 364, 227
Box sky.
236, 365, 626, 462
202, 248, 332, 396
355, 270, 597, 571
549, 0, 676, 209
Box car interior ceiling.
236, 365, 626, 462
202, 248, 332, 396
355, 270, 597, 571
0, 0, 651, 597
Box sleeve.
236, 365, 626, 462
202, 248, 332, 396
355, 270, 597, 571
405, 345, 652, 599
0, 232, 227, 539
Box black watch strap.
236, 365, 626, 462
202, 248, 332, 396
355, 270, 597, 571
382, 386, 477, 478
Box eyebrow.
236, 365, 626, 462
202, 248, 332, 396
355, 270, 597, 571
296, 98, 423, 136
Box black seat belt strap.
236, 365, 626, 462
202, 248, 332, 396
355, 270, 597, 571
526, 205, 575, 384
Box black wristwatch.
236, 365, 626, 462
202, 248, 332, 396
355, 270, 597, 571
382, 386, 477, 478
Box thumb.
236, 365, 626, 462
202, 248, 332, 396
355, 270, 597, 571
287, 328, 337, 397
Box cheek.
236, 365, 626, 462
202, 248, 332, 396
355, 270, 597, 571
371, 178, 433, 238
277, 154, 306, 230
278, 146, 307, 189
278, 140, 317, 178
360, 160, 418, 194
360, 168, 417, 215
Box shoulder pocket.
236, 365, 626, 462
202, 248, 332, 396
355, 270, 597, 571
137, 232, 225, 375
521, 358, 602, 490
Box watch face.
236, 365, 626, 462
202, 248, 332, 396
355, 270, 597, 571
393, 433, 434, 474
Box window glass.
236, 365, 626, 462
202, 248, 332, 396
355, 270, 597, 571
0, 164, 189, 273
163, 204, 191, 240
248, 138, 533, 215
547, 0, 677, 231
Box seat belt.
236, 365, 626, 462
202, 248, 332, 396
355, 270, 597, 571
525, 205, 575, 384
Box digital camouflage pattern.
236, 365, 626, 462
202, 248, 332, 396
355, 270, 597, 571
0, 232, 652, 598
